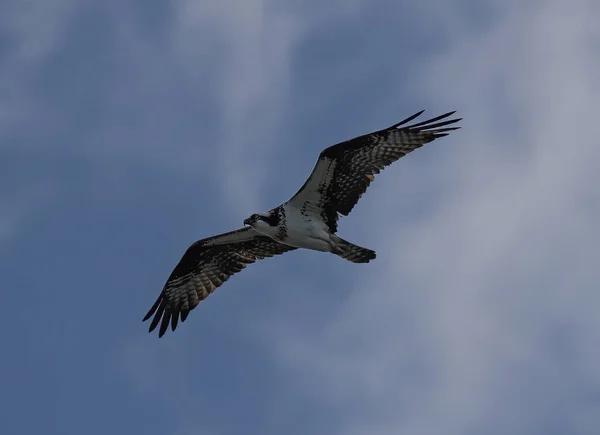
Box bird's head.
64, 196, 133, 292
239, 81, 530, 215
243, 211, 279, 230
243, 213, 261, 227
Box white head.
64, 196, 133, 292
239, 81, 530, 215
243, 212, 279, 233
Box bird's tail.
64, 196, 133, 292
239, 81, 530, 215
330, 235, 376, 263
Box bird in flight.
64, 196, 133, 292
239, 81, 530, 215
143, 110, 461, 337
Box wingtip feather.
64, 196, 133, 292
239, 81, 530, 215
171, 311, 179, 332
148, 301, 165, 333
402, 111, 460, 130
159, 311, 171, 338
388, 110, 425, 129
142, 296, 161, 322
181, 310, 189, 322
387, 110, 462, 132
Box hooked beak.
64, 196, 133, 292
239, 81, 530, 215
243, 218, 251, 226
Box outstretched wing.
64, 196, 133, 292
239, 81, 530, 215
143, 227, 296, 337
287, 110, 461, 233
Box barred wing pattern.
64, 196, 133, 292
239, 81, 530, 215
143, 227, 296, 337
288, 111, 461, 233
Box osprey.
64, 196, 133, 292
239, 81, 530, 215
144, 110, 461, 337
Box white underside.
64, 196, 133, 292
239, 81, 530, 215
283, 202, 335, 251
252, 204, 334, 252
281, 226, 332, 251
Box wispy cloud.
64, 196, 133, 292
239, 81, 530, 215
0, 0, 77, 144
5, 1, 599, 434
168, 0, 302, 214
268, 1, 600, 434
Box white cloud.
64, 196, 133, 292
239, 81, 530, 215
117, 0, 310, 425
168, 0, 375, 215
269, 1, 600, 434
0, 0, 77, 143
170, 0, 303, 214
101, 0, 600, 434
0, 1, 83, 244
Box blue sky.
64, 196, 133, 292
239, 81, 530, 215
2, 1, 600, 434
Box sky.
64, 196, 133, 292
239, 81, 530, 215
1, 0, 599, 434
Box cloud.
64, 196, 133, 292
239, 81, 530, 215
167, 0, 303, 214
8, 0, 592, 434
0, 0, 81, 137
267, 1, 600, 434
116, 2, 312, 432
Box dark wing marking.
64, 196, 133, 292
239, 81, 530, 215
287, 110, 461, 232
143, 227, 296, 337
